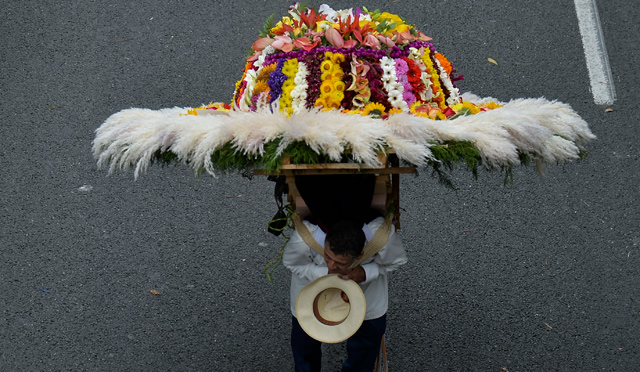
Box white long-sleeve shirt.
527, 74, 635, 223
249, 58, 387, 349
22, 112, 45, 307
283, 217, 408, 320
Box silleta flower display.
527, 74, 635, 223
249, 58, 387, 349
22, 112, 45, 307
93, 4, 595, 180
202, 4, 471, 119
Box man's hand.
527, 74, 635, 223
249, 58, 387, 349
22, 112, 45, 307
339, 265, 366, 283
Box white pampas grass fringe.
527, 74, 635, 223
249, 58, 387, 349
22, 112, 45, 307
92, 97, 595, 178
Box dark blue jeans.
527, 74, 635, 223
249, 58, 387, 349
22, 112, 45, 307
291, 314, 387, 372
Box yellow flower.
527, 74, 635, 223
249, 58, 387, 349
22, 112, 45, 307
258, 63, 277, 81
320, 80, 334, 94
325, 98, 340, 109
396, 24, 410, 33
271, 21, 283, 33
332, 69, 344, 81
320, 60, 334, 73
483, 101, 504, 110
462, 101, 481, 114
282, 60, 299, 77
388, 108, 403, 115
282, 84, 295, 97
331, 90, 344, 104
282, 80, 295, 91
361, 102, 386, 116
377, 12, 402, 24
314, 97, 327, 107
376, 12, 405, 33
333, 80, 345, 92
330, 53, 345, 64
359, 20, 376, 31
252, 80, 269, 96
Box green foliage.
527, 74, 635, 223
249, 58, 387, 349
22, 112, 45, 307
153, 149, 178, 165
259, 13, 275, 38
151, 137, 553, 186
430, 141, 481, 175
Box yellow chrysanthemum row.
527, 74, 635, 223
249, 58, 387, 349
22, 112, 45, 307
315, 52, 346, 110
280, 58, 299, 115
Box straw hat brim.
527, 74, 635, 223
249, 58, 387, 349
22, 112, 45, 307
296, 274, 366, 344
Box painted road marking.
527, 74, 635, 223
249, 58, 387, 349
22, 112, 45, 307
574, 0, 616, 105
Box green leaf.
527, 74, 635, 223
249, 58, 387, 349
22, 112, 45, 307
259, 13, 275, 38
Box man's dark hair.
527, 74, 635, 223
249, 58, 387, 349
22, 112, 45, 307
325, 220, 366, 259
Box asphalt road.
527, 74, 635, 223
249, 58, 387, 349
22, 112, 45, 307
1, 1, 638, 371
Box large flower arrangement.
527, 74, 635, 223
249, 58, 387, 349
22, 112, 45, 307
196, 3, 499, 121
93, 3, 594, 183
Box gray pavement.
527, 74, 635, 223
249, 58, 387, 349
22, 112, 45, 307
1, 0, 638, 371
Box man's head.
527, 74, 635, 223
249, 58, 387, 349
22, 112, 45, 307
324, 220, 365, 275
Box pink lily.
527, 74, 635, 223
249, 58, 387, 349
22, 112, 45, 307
272, 35, 294, 52
324, 27, 344, 48
362, 34, 381, 49
393, 31, 412, 45
416, 30, 433, 41
376, 34, 395, 48
247, 50, 261, 62
252, 37, 274, 52
343, 38, 357, 48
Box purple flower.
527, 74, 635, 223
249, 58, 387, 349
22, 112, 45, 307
267, 59, 287, 104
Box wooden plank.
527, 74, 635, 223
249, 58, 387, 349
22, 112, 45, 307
253, 166, 416, 176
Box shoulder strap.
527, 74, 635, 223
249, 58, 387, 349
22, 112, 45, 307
352, 213, 393, 268
293, 212, 394, 268
292, 212, 325, 255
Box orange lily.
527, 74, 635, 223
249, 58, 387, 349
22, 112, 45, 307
293, 37, 320, 51
298, 8, 328, 29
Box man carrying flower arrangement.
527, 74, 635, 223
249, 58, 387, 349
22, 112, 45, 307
283, 175, 408, 372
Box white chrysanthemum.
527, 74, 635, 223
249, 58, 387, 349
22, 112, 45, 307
290, 61, 309, 114
263, 45, 275, 56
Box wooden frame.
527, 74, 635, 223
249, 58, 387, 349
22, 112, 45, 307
253, 151, 416, 229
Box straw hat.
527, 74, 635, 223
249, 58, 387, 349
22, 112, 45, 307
296, 274, 366, 343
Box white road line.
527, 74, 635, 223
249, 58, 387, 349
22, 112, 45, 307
574, 0, 616, 105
